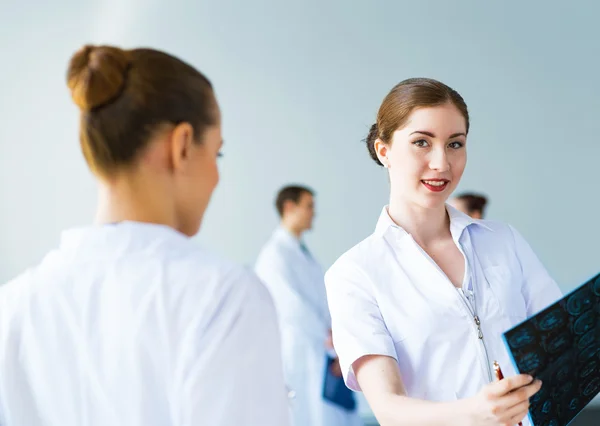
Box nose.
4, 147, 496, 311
428, 146, 450, 172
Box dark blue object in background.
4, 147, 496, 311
322, 355, 357, 412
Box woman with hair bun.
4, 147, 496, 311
0, 45, 289, 426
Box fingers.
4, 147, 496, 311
503, 398, 530, 421
488, 374, 534, 397
503, 380, 542, 408
509, 409, 530, 426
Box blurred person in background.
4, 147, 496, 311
450, 192, 488, 219
256, 185, 362, 426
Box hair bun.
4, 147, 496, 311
67, 45, 130, 111
365, 123, 383, 166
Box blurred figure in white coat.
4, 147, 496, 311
255, 185, 363, 426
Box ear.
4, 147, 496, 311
282, 199, 297, 216
374, 139, 389, 167
170, 122, 195, 172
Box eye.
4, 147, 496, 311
217, 151, 224, 158
448, 141, 464, 149
412, 139, 429, 148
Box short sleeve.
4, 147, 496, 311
509, 225, 563, 316
177, 270, 289, 426
325, 257, 397, 391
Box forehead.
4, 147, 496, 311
202, 124, 222, 145
299, 191, 314, 204
402, 104, 467, 135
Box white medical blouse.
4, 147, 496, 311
0, 222, 289, 426
325, 205, 562, 404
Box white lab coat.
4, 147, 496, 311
255, 227, 363, 426
326, 206, 563, 426
0, 221, 289, 426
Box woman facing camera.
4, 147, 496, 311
325, 78, 562, 426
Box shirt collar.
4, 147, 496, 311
274, 226, 305, 248
374, 204, 493, 240
59, 221, 190, 255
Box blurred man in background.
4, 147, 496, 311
255, 185, 362, 426
450, 192, 488, 219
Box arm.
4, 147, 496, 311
355, 355, 463, 426
355, 355, 541, 426
325, 260, 398, 390
509, 225, 563, 315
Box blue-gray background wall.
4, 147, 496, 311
1, 0, 599, 418
1, 1, 597, 289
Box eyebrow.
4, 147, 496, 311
410, 131, 466, 138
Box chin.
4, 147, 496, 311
417, 194, 450, 210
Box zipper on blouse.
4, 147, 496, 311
458, 288, 494, 383
409, 236, 494, 383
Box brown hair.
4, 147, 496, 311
275, 185, 314, 217
365, 78, 469, 166
454, 192, 488, 216
66, 45, 218, 176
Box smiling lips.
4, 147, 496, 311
421, 179, 449, 192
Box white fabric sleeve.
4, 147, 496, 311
509, 224, 563, 316
325, 259, 397, 391
178, 271, 290, 426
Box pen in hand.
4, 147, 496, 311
493, 361, 523, 426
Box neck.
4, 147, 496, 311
281, 220, 303, 239
95, 170, 178, 229
387, 197, 450, 246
